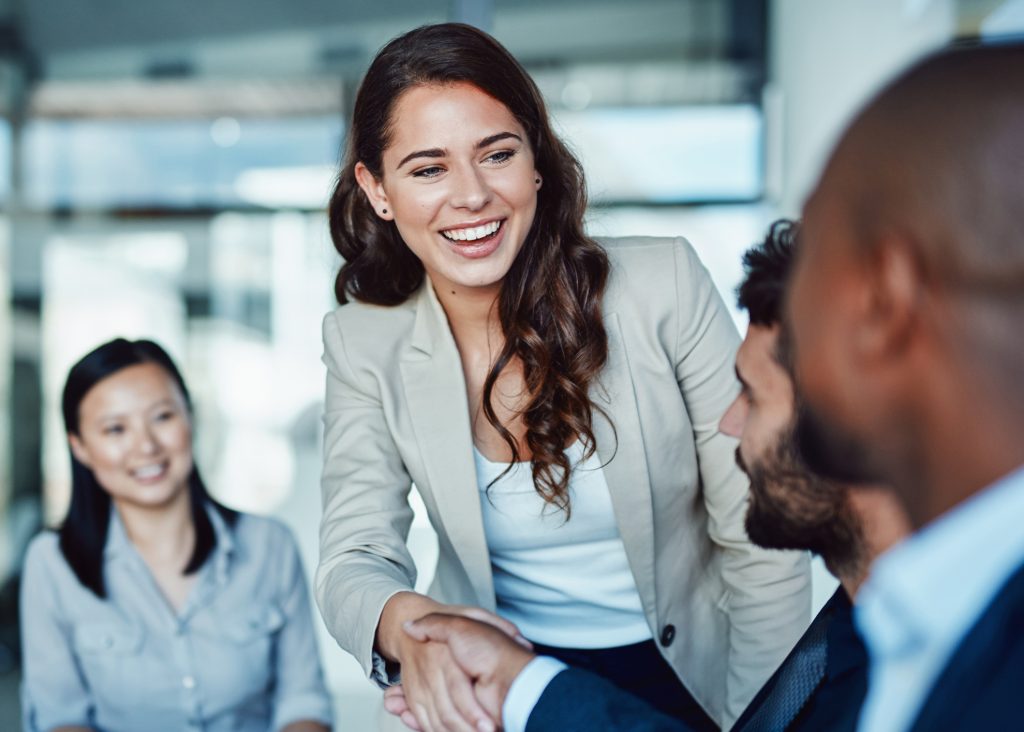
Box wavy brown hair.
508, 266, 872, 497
328, 23, 611, 514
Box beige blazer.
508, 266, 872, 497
316, 236, 810, 728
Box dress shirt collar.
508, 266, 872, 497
856, 463, 1024, 660
103, 499, 236, 584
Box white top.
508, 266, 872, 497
855, 464, 1024, 732
474, 440, 652, 648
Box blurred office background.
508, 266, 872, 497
0, 0, 1019, 727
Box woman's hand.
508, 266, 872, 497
377, 593, 530, 732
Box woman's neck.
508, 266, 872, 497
115, 488, 196, 569
432, 278, 504, 348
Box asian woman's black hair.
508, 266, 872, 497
58, 337, 237, 598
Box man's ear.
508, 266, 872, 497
860, 231, 925, 360
68, 433, 91, 468
354, 162, 393, 221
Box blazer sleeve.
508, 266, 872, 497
316, 310, 418, 686
526, 669, 693, 732
670, 238, 811, 727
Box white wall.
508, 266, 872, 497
770, 0, 955, 216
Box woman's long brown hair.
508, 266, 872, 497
328, 23, 610, 514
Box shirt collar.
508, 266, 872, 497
856, 463, 1024, 659
103, 500, 236, 583
103, 504, 131, 559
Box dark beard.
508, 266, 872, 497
742, 428, 865, 576
794, 398, 882, 484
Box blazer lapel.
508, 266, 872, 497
591, 313, 657, 616
400, 283, 495, 609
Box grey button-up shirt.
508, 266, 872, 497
20, 505, 333, 732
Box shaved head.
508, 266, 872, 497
817, 42, 1024, 403
826, 43, 1024, 271
788, 41, 1024, 527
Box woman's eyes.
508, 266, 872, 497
485, 149, 516, 164
412, 165, 445, 179
410, 150, 517, 178
99, 411, 176, 434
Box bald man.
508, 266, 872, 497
787, 42, 1024, 732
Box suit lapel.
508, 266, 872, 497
400, 283, 495, 609
591, 313, 657, 616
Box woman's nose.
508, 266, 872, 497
448, 165, 492, 211
135, 426, 160, 455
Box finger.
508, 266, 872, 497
458, 607, 523, 640
404, 615, 456, 644
400, 710, 423, 731
413, 701, 438, 732
452, 608, 534, 651
445, 668, 498, 732
383, 690, 410, 717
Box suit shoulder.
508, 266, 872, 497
598, 234, 688, 259
322, 294, 418, 369
325, 295, 416, 335
597, 236, 705, 309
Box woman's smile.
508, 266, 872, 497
439, 218, 506, 259
357, 81, 540, 295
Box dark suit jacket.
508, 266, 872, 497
908, 560, 1024, 731
527, 588, 868, 732
731, 588, 866, 732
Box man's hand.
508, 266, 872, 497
403, 613, 537, 724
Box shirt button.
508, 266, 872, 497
182, 675, 196, 689
660, 624, 676, 647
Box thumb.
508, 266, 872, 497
402, 614, 454, 643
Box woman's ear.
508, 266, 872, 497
354, 162, 393, 221
68, 433, 91, 468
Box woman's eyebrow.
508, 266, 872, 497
397, 147, 446, 169
395, 132, 522, 170
477, 131, 522, 149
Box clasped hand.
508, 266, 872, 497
383, 608, 536, 732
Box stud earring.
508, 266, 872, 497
382, 208, 388, 214
535, 178, 541, 184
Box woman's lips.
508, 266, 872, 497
442, 220, 505, 259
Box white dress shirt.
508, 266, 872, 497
855, 464, 1024, 732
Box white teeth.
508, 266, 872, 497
442, 220, 501, 242
133, 464, 165, 479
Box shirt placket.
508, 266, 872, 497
126, 549, 224, 731
179, 556, 230, 730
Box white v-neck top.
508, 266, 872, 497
473, 440, 651, 648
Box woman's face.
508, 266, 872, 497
69, 362, 194, 512
356, 82, 541, 296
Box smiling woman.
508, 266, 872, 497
318, 22, 810, 732
19, 338, 333, 732
353, 82, 540, 295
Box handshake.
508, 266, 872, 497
383, 609, 538, 732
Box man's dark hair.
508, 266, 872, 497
737, 219, 799, 326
